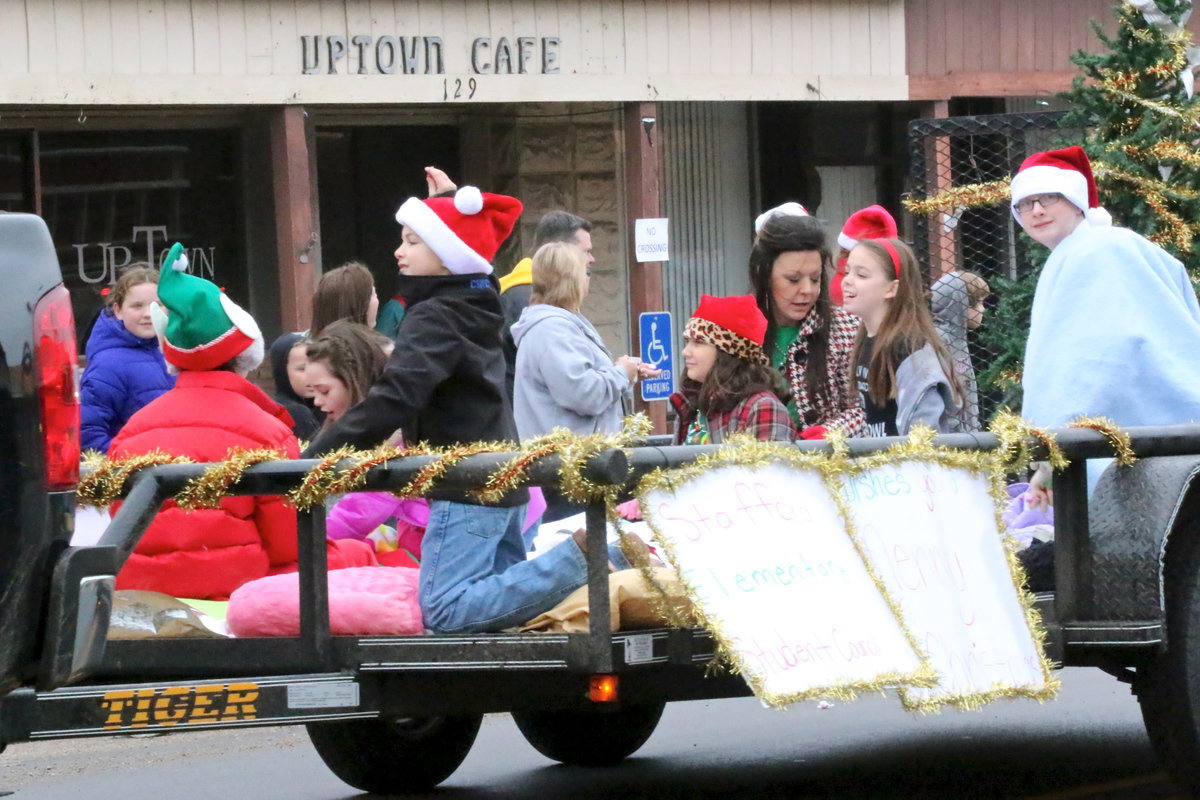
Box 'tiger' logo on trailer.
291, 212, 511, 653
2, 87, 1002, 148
99, 683, 260, 730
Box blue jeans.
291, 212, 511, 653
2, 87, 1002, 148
420, 500, 628, 634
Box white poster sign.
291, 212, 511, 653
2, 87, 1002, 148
634, 218, 669, 263
841, 462, 1054, 710
642, 462, 929, 707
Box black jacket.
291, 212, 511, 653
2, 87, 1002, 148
500, 282, 531, 402
303, 272, 527, 507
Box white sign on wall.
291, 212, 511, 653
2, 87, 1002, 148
841, 462, 1053, 710
634, 218, 669, 263
641, 462, 930, 707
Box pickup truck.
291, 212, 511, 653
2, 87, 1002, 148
4, 210, 1200, 796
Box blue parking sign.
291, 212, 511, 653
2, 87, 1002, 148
639, 311, 674, 401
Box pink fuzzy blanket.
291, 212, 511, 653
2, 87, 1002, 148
226, 566, 424, 636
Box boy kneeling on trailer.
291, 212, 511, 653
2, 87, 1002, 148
303, 181, 632, 634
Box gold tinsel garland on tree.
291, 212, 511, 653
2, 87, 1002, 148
902, 180, 1011, 216
904, 24, 1200, 247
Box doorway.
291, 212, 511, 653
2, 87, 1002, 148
317, 125, 460, 302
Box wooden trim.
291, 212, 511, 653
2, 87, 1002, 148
909, 71, 1077, 100
28, 130, 42, 216
268, 105, 321, 333
0, 74, 911, 105
623, 100, 667, 435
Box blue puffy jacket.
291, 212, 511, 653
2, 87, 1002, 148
80, 311, 175, 453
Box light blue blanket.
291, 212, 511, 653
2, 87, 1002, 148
1022, 222, 1200, 488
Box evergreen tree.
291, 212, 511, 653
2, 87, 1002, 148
907, 0, 1200, 422
1062, 0, 1200, 276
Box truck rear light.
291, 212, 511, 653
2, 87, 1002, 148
34, 285, 80, 490
588, 674, 619, 703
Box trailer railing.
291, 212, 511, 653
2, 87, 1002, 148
44, 425, 1200, 691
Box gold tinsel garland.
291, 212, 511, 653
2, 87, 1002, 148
473, 440, 562, 504
989, 410, 1069, 474
287, 446, 358, 510
905, 159, 1200, 224
79, 415, 654, 514
902, 180, 1011, 216
1131, 139, 1200, 170
77, 450, 195, 508
175, 448, 288, 510
1068, 416, 1138, 466
323, 444, 411, 497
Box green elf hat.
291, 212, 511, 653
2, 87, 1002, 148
150, 242, 263, 371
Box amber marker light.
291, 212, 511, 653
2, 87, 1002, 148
588, 674, 619, 703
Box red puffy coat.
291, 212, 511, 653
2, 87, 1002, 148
110, 370, 373, 600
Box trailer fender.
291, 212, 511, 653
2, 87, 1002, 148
1089, 455, 1200, 623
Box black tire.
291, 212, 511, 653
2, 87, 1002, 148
306, 715, 482, 794
1136, 511, 1200, 794
511, 702, 665, 766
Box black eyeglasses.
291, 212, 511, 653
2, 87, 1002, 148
1013, 193, 1065, 214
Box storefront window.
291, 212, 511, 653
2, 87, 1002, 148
36, 129, 245, 350
0, 133, 31, 213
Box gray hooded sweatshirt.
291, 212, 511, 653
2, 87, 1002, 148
510, 303, 631, 441
930, 271, 980, 430
895, 342, 963, 435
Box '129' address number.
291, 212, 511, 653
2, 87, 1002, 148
444, 78, 478, 100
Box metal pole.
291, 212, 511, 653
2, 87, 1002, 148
1053, 459, 1091, 622
584, 499, 614, 674
297, 505, 331, 669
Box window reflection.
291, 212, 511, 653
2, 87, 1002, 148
36, 130, 245, 352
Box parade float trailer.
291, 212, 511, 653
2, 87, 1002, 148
5, 210, 1200, 795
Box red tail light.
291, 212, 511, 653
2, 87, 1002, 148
34, 285, 80, 490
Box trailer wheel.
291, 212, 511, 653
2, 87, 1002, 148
511, 702, 665, 766
306, 714, 481, 793
1136, 511, 1200, 794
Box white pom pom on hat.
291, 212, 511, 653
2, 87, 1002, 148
454, 186, 484, 215
754, 201, 809, 234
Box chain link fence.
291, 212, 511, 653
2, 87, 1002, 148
907, 111, 1081, 427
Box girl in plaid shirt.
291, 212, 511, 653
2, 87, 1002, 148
671, 294, 796, 445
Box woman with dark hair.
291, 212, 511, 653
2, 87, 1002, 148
310, 261, 380, 338
671, 294, 795, 444
748, 212, 865, 438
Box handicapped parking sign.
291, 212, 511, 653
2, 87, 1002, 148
639, 311, 674, 401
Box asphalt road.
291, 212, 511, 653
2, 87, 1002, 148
0, 667, 1182, 799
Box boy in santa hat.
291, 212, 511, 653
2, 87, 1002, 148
109, 244, 374, 600
1012, 146, 1200, 498
832, 205, 898, 306
304, 185, 631, 634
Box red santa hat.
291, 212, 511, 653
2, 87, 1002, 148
837, 205, 899, 252
394, 186, 524, 275
683, 294, 770, 366
1009, 146, 1111, 227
